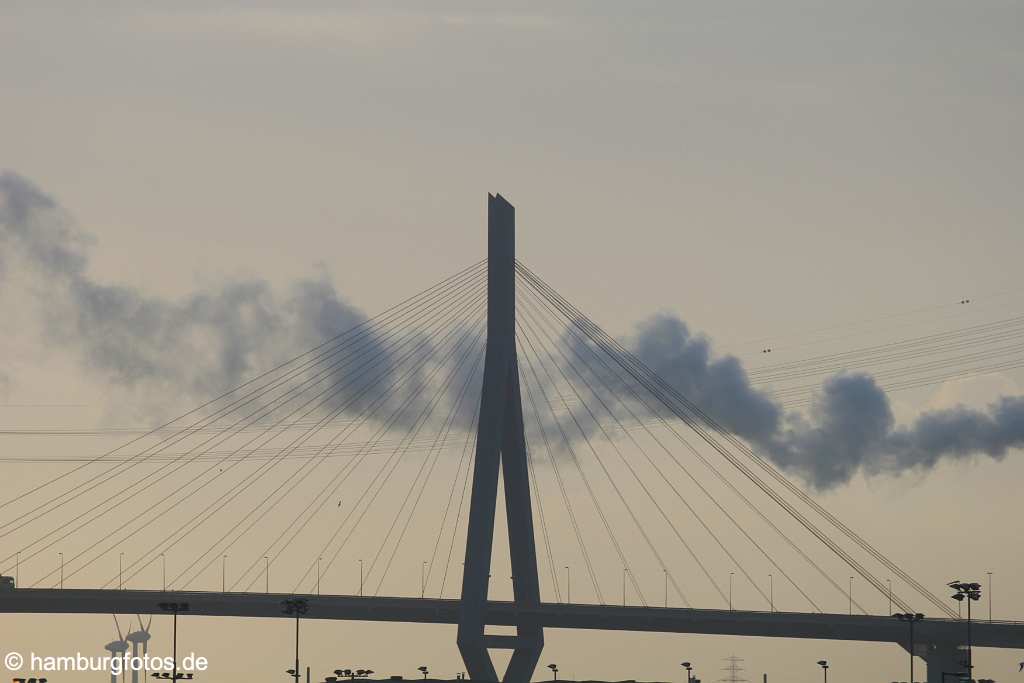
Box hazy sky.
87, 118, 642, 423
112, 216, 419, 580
2, 3, 1024, 683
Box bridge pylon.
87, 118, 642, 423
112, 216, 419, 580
457, 194, 543, 683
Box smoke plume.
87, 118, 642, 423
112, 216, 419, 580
4, 170, 1022, 488
628, 315, 1024, 489
0, 171, 420, 421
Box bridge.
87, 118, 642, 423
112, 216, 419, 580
2, 195, 1022, 683
4, 588, 1024, 680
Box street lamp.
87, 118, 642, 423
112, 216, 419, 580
564, 566, 570, 604
283, 599, 309, 683
548, 663, 559, 681
154, 602, 191, 682
986, 572, 992, 622
949, 580, 982, 677
817, 660, 829, 683
682, 661, 693, 683
729, 572, 734, 611
895, 612, 925, 683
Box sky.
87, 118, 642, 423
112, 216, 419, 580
2, 2, 1024, 683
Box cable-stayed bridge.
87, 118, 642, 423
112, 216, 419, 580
1, 195, 1022, 682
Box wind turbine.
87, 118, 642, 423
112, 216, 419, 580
125, 615, 153, 683
105, 615, 129, 683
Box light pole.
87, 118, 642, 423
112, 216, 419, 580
283, 598, 309, 683
58, 552, 63, 589
888, 579, 892, 616
317, 557, 322, 596
682, 661, 693, 683
155, 601, 191, 683
565, 566, 570, 604
949, 580, 982, 678
623, 568, 628, 606
817, 660, 829, 683
161, 554, 166, 592
422, 561, 427, 598
664, 569, 669, 608
849, 576, 854, 615
222, 555, 227, 593
120, 552, 125, 590
265, 557, 270, 594
986, 572, 992, 622
359, 560, 363, 597
547, 664, 559, 681
15, 551, 18, 586
729, 572, 734, 611
769, 574, 773, 612
895, 612, 924, 683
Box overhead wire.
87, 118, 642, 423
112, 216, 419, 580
0, 260, 486, 509
516, 262, 942, 616
0, 263, 488, 540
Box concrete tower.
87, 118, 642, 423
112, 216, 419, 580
457, 195, 543, 683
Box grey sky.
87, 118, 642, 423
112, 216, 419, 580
2, 3, 1023, 683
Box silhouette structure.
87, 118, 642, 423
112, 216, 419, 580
457, 195, 543, 683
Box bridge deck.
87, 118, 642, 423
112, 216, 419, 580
2, 589, 1022, 649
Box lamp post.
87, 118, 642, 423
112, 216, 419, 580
565, 566, 570, 604
58, 552, 63, 589
768, 574, 773, 613
422, 561, 427, 598
161, 554, 166, 592
221, 555, 227, 593
120, 552, 125, 590
949, 581, 982, 678
986, 572, 992, 622
895, 612, 925, 683
547, 664, 559, 681
154, 602, 191, 683
359, 560, 363, 597
283, 599, 309, 683
849, 577, 854, 615
623, 568, 628, 606
682, 661, 693, 683
265, 557, 270, 594
729, 572, 734, 611
664, 569, 668, 608
817, 660, 828, 683
887, 579, 892, 616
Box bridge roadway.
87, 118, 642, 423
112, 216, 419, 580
3, 589, 1023, 680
